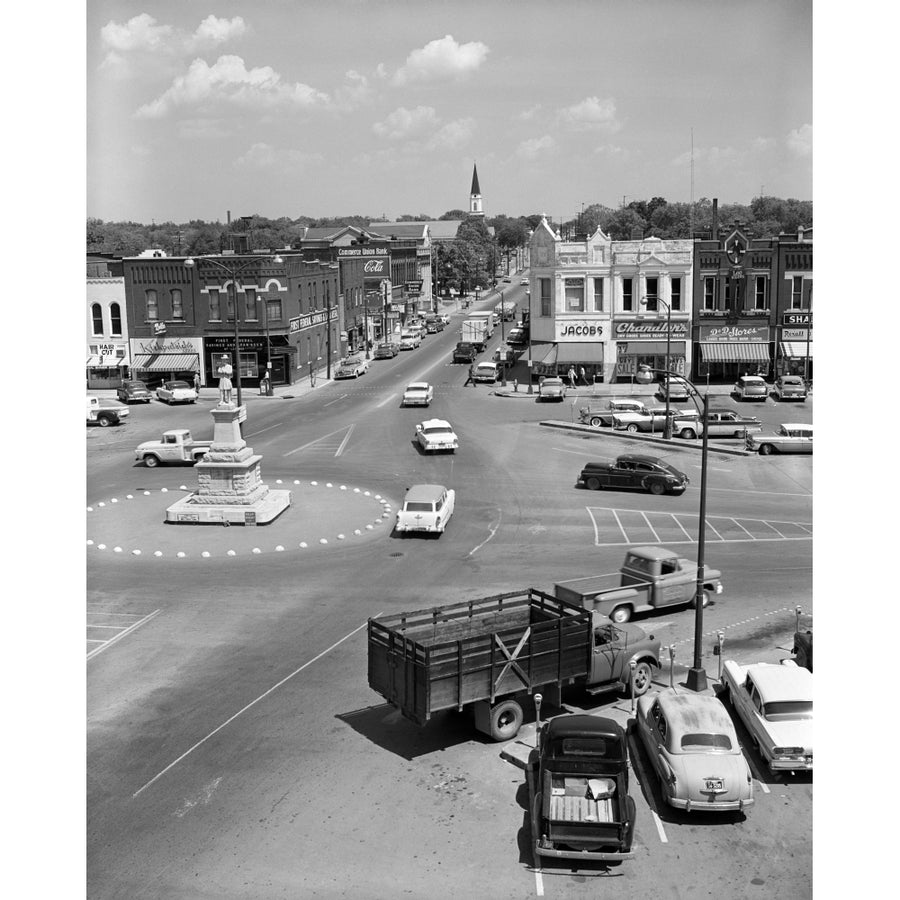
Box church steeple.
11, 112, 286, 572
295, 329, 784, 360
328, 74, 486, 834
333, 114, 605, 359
469, 162, 484, 217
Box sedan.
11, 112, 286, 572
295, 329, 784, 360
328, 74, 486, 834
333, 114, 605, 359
373, 341, 400, 359
635, 690, 754, 812
733, 375, 768, 401
116, 380, 152, 404
538, 377, 567, 401
415, 418, 459, 453
746, 423, 812, 455
656, 378, 690, 402
399, 330, 421, 350
156, 380, 198, 404
520, 278, 529, 286
721, 661, 812, 773
773, 375, 807, 401
334, 355, 369, 379
402, 382, 434, 406
673, 409, 761, 440
578, 454, 689, 495
613, 408, 681, 433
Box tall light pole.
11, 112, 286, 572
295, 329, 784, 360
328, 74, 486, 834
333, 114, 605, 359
636, 364, 710, 693
641, 295, 673, 439
184, 252, 282, 409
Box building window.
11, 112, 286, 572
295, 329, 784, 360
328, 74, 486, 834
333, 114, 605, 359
564, 278, 585, 312
593, 278, 604, 312
791, 276, 803, 309
226, 284, 237, 321
703, 277, 718, 311
540, 278, 551, 317
244, 287, 257, 321
91, 303, 104, 335
644, 276, 659, 311
670, 277, 682, 311
171, 289, 183, 320
312, 282, 318, 311
109, 302, 122, 335
208, 288, 221, 321
622, 277, 633, 311
267, 298, 282, 322
754, 276, 768, 310
145, 290, 158, 321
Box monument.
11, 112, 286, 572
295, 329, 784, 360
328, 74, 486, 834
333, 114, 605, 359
166, 390, 291, 525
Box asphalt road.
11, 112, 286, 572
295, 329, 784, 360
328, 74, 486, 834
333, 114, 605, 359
87, 290, 812, 899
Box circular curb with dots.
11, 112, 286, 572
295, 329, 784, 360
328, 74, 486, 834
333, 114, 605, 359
87, 480, 396, 560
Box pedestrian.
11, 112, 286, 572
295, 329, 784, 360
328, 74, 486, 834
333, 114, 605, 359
568, 366, 577, 389
580, 366, 588, 386
465, 363, 476, 387
193, 371, 201, 392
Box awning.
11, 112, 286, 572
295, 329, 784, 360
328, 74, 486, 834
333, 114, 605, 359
86, 356, 100, 366
615, 341, 686, 356
532, 342, 557, 366
781, 341, 813, 359
131, 353, 199, 372
86, 356, 127, 368
556, 342, 605, 364
700, 342, 769, 363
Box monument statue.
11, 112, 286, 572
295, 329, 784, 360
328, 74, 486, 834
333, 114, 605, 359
217, 362, 234, 405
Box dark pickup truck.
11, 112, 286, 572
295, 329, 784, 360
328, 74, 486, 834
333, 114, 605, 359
529, 715, 636, 862
452, 341, 478, 363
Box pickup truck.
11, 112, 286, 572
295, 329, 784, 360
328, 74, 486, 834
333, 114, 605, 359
555, 546, 723, 625
134, 429, 213, 467
367, 589, 661, 741
86, 396, 130, 427
578, 398, 647, 428
529, 715, 636, 862
460, 318, 489, 351
452, 341, 478, 363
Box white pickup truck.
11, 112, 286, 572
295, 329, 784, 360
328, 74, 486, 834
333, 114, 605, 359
135, 429, 213, 467
86, 396, 130, 427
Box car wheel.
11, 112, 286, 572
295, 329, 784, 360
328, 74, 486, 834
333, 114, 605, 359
97, 414, 113, 427
690, 591, 711, 609
629, 661, 653, 696
586, 476, 601, 491
758, 443, 775, 455
626, 423, 639, 433
590, 416, 602, 427
144, 455, 159, 468
648, 480, 665, 496
681, 428, 697, 440
610, 606, 631, 624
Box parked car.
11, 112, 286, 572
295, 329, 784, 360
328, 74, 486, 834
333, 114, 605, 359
520, 278, 529, 286
578, 454, 689, 495
402, 382, 434, 406
733, 375, 769, 401
399, 330, 421, 350
773, 375, 808, 401
86, 396, 130, 427
473, 361, 499, 383
439, 313, 451, 325
395, 484, 455, 535
673, 409, 762, 440
373, 341, 400, 359
634, 690, 754, 813
721, 661, 813, 773
539, 377, 567, 401
579, 398, 647, 427
506, 327, 527, 347
793, 629, 812, 672
746, 424, 813, 455
452, 342, 478, 363
334, 355, 369, 379
116, 380, 152, 404
156, 380, 198, 404
612, 408, 680, 433
502, 277, 512, 283
415, 418, 459, 453
424, 318, 443, 334
655, 377, 690, 402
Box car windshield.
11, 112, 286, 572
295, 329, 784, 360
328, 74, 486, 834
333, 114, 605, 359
543, 379, 563, 387
424, 427, 453, 435
404, 501, 434, 512
680, 733, 733, 752
763, 701, 813, 720
168, 381, 190, 389
406, 386, 426, 394
126, 382, 146, 389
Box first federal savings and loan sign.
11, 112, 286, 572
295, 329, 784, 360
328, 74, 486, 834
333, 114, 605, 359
289, 307, 338, 334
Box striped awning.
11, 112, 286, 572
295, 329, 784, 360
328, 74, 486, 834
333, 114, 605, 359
700, 342, 769, 362
131, 353, 199, 372
781, 341, 813, 359
86, 356, 127, 367
532, 342, 558, 365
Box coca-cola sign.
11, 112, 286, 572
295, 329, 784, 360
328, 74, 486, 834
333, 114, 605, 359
363, 258, 387, 274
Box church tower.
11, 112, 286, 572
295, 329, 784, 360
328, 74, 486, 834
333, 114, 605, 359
469, 163, 484, 217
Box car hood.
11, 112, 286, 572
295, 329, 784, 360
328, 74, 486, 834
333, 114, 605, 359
760, 719, 812, 751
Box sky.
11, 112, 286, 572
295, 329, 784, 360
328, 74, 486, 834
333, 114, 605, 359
85, 0, 813, 224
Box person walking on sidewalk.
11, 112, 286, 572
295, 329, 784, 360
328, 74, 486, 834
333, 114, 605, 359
465, 363, 476, 387
193, 371, 201, 392
568, 366, 577, 390
580, 366, 588, 386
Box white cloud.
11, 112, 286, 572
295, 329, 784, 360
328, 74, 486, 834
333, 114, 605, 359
333, 70, 373, 109
234, 142, 323, 169
559, 96, 620, 133
752, 136, 776, 152
516, 135, 556, 160
594, 143, 627, 158
426, 118, 476, 150
134, 55, 330, 119
787, 123, 812, 157
392, 35, 489, 86
101, 13, 171, 52
517, 104, 542, 122
372, 106, 439, 140
186, 16, 247, 51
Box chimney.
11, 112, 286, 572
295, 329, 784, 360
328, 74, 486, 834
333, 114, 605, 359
227, 210, 231, 225
712, 199, 718, 241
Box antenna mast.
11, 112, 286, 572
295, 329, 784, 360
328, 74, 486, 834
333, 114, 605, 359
689, 128, 694, 237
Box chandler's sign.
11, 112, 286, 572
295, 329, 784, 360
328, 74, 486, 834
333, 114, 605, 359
289, 307, 339, 334
614, 320, 687, 339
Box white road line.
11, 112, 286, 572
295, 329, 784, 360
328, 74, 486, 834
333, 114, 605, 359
245, 422, 283, 438
467, 510, 501, 556
132, 617, 379, 798
335, 423, 355, 457
641, 511, 662, 544
704, 518, 725, 541
323, 393, 349, 407
534, 867, 544, 896
283, 425, 353, 457
87, 609, 160, 661
375, 392, 398, 409
651, 809, 669, 842
674, 515, 695, 541
733, 520, 756, 539
610, 508, 630, 544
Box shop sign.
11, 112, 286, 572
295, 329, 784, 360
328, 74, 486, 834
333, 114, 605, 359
205, 335, 269, 352
782, 312, 812, 326
337, 248, 389, 258
699, 324, 769, 342
782, 327, 811, 341
556, 320, 604, 340
132, 336, 202, 354
405, 280, 423, 293
614, 320, 688, 339
289, 307, 339, 334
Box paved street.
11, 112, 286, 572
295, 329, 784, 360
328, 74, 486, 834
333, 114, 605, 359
87, 289, 812, 899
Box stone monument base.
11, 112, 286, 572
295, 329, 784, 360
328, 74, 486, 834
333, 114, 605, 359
165, 488, 292, 525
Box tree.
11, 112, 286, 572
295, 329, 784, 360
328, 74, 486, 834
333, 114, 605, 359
439, 209, 467, 220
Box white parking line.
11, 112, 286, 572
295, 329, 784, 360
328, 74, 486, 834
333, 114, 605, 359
245, 422, 283, 438
87, 609, 160, 660
335, 423, 355, 457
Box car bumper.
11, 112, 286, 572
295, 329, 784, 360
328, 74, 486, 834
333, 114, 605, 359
534, 843, 634, 862
669, 795, 755, 812
403, 399, 429, 405
767, 756, 812, 772
422, 442, 458, 451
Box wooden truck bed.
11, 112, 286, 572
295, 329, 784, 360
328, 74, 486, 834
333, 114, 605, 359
368, 590, 592, 725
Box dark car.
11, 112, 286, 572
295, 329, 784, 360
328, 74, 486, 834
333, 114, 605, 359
793, 630, 812, 671
116, 380, 152, 404
373, 341, 400, 359
578, 454, 689, 495
452, 341, 478, 363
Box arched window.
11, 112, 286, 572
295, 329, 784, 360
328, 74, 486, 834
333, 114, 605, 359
226, 283, 237, 321
145, 290, 158, 321
171, 289, 183, 320
208, 289, 220, 321
109, 302, 122, 335
91, 303, 104, 335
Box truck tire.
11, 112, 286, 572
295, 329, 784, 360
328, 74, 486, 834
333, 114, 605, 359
586, 476, 601, 491
143, 455, 160, 468
629, 661, 653, 696
680, 427, 697, 440
690, 591, 710, 609
590, 416, 602, 427
489, 700, 524, 742
97, 414, 113, 427
610, 606, 632, 624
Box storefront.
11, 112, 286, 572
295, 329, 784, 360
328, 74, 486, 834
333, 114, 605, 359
777, 314, 812, 380
693, 324, 771, 382
204, 335, 296, 389
86, 343, 128, 389
612, 320, 688, 384
530, 319, 607, 381
129, 337, 203, 389
288, 307, 341, 383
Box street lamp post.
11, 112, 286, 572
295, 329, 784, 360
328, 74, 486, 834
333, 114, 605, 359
636, 364, 710, 693
184, 252, 282, 409
641, 295, 673, 439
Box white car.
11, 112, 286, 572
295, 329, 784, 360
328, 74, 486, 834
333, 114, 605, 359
721, 661, 812, 773
473, 361, 499, 383
399, 330, 421, 350
402, 382, 434, 406
415, 419, 459, 453
156, 380, 198, 404
439, 313, 451, 325
520, 278, 529, 286
334, 355, 369, 379
395, 484, 455, 535
746, 423, 813, 455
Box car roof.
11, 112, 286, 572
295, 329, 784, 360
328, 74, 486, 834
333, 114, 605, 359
618, 454, 663, 465
420, 418, 452, 428
745, 664, 813, 702
403, 484, 448, 502
546, 715, 624, 741
780, 375, 803, 381
781, 423, 811, 430
654, 691, 736, 736
627, 546, 680, 560
405, 382, 429, 390
740, 375, 766, 382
